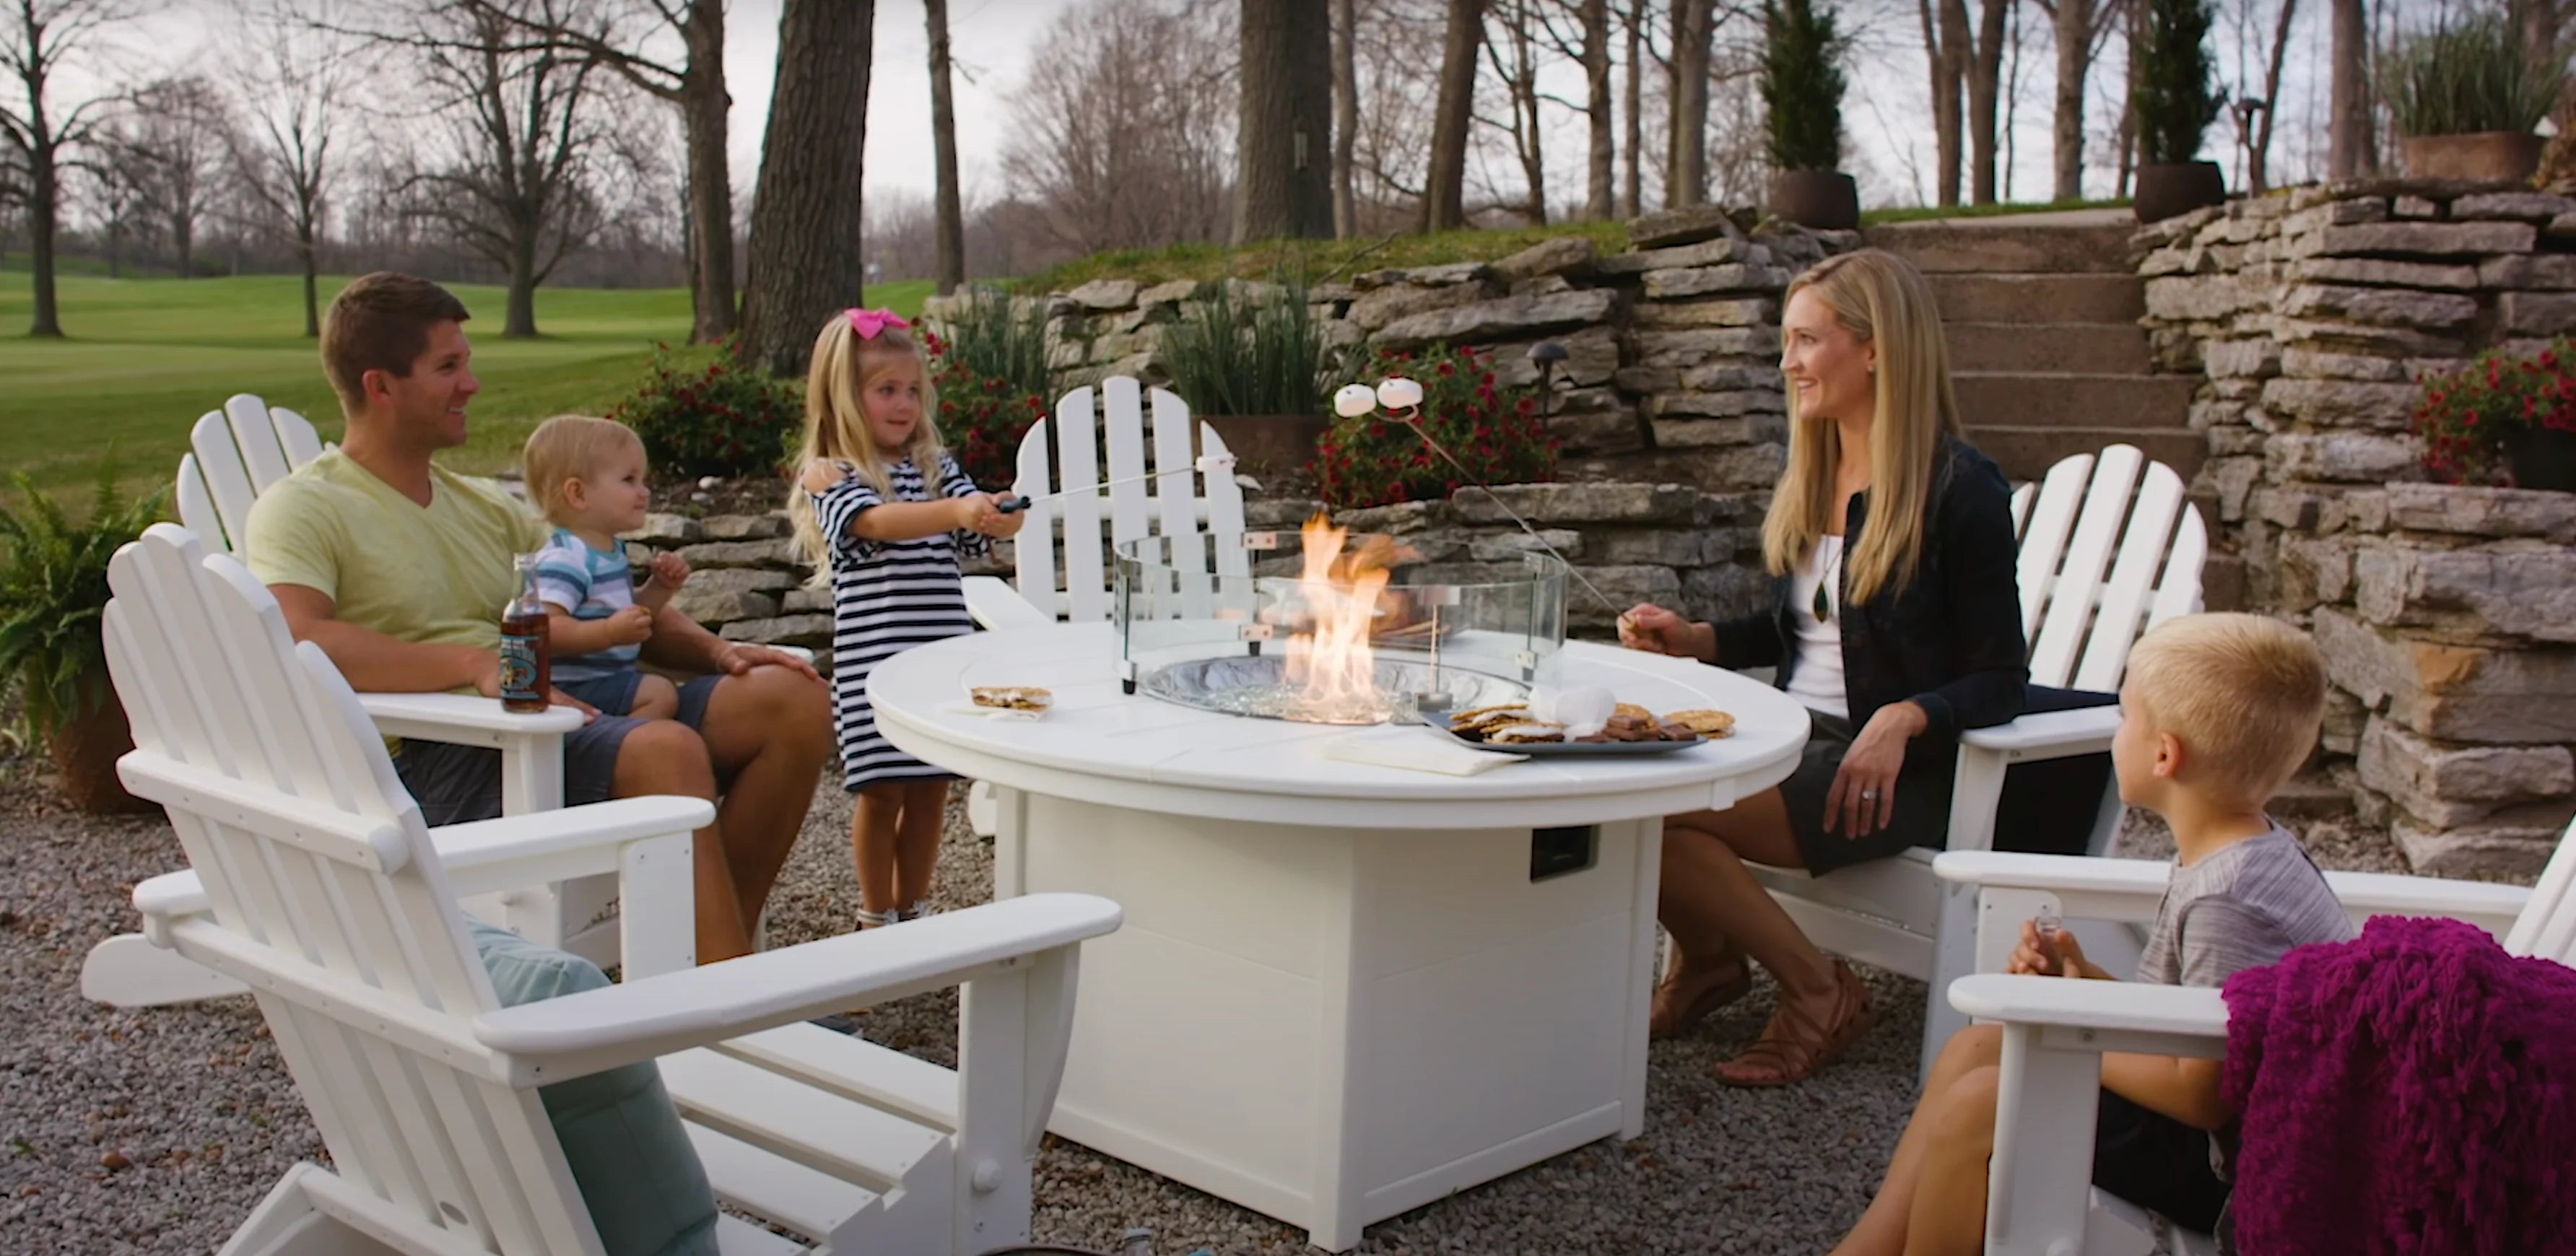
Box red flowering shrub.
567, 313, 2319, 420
925, 328, 1050, 490
612, 336, 803, 481
1314, 343, 1559, 509
2412, 336, 2576, 486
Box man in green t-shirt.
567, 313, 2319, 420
245, 272, 833, 964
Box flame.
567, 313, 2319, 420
1282, 513, 1396, 718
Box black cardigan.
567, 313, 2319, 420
1711, 437, 2029, 743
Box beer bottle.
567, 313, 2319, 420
500, 553, 551, 713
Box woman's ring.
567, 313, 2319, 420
1860, 788, 1879, 801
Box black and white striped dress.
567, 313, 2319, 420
811, 455, 990, 791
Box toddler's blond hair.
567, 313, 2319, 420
2123, 612, 2327, 805
522, 415, 644, 524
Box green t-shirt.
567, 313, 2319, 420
243, 450, 547, 655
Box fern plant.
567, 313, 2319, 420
2382, 14, 2565, 137
0, 451, 167, 749
2134, 0, 2222, 164
1759, 0, 1848, 172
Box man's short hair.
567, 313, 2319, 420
2124, 612, 2328, 804
321, 273, 471, 414
521, 415, 643, 522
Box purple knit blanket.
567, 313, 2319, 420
2221, 915, 2576, 1255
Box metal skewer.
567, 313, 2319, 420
996, 454, 1238, 513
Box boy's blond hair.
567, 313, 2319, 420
2123, 612, 2327, 803
522, 415, 643, 523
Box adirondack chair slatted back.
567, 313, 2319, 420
2505, 819, 2576, 963
177, 395, 326, 556
1013, 377, 1248, 623
104, 525, 602, 1256
2005, 445, 2207, 694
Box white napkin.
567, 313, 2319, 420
1319, 729, 1527, 776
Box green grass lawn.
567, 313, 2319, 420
0, 270, 933, 508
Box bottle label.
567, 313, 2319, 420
499, 636, 542, 703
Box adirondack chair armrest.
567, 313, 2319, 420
1947, 973, 2229, 1057
1936, 850, 2532, 940
964, 575, 1053, 630
129, 796, 717, 926
357, 692, 587, 739
473, 893, 1124, 1081
1957, 705, 2121, 758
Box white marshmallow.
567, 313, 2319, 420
1333, 383, 1379, 418
1377, 377, 1424, 411
1528, 684, 1615, 738
1193, 453, 1237, 474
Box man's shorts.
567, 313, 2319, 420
2094, 1088, 2230, 1234
393, 674, 723, 827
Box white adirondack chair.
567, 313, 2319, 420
104, 523, 1123, 1256
1937, 818, 2568, 1256
1741, 445, 2208, 1078
957, 375, 1249, 834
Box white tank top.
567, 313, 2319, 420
1786, 535, 1849, 720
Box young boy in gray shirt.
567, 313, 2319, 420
1827, 613, 2355, 1256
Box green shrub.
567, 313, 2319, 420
1162, 281, 1352, 417
2134, 0, 2222, 164
927, 327, 1052, 491
937, 288, 1057, 403
2382, 14, 2565, 138
610, 336, 804, 481
2413, 336, 2576, 487
1759, 0, 1848, 172
1315, 344, 1557, 510
0, 448, 167, 749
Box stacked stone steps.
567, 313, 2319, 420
1867, 214, 2201, 488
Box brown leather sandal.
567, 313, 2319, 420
1711, 960, 1873, 1087
1648, 959, 1754, 1040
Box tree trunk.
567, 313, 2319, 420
27, 146, 61, 336
1623, 0, 1643, 217
506, 227, 541, 337
1582, 0, 1613, 220
1332, 0, 1357, 237
1966, 0, 2006, 203
300, 232, 320, 339
1923, 0, 1967, 206
2051, 0, 2094, 200
1666, 0, 1713, 208
680, 1, 737, 341
2249, 0, 2297, 193
1422, 0, 1486, 232
741, 0, 875, 378
927, 0, 966, 292
173, 207, 193, 279
2328, 0, 2373, 179
1235, 0, 1334, 243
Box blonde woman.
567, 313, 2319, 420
1619, 250, 2029, 1086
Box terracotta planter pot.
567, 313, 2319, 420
46, 682, 154, 814
2505, 424, 2576, 492
1769, 170, 1861, 231
2401, 132, 2546, 183
2133, 161, 2227, 223
1199, 413, 1329, 475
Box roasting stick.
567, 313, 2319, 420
995, 453, 1238, 513
1334, 380, 1622, 616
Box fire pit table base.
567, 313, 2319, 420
993, 790, 1661, 1252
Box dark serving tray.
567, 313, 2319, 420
1414, 712, 1705, 756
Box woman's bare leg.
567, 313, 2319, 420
892, 779, 949, 910
1828, 1026, 2004, 1256
1902, 1064, 2003, 1256
1663, 788, 1842, 1006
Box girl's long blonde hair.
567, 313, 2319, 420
791, 313, 948, 579
1759, 249, 1963, 606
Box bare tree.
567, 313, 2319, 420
1332, 0, 1357, 235
1422, 0, 1484, 230
125, 76, 231, 279
2, 0, 134, 337
926, 0, 963, 293
2234, 0, 2296, 192
79, 116, 151, 276
1523, 0, 1615, 219
1002, 0, 1233, 256
2327, 0, 2372, 178
1235, 0, 1332, 242
1479, 0, 1547, 222
1918, 0, 1967, 204
1665, 0, 1710, 206
739, 0, 871, 378
448, 0, 734, 341
228, 4, 352, 336
2027, 0, 2125, 199
1345, 0, 1444, 228
1623, 0, 1648, 215
399, 0, 625, 337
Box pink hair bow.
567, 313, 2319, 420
847, 308, 911, 339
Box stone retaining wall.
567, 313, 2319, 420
2137, 180, 2576, 877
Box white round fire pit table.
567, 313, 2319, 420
871, 622, 1808, 1252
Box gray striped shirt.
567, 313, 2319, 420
2137, 824, 2357, 989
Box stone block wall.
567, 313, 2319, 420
2136, 180, 2576, 877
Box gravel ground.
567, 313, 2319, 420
1, 749, 2406, 1255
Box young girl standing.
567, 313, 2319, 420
792, 308, 1022, 928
